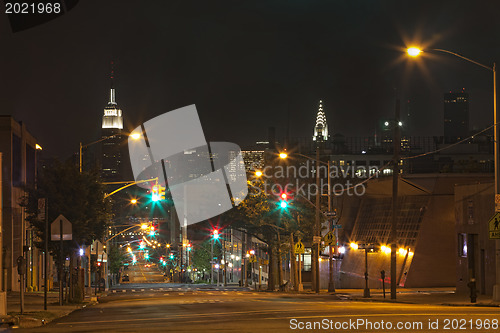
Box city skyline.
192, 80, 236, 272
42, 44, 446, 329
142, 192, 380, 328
0, 1, 499, 160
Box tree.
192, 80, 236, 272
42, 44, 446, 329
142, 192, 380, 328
191, 240, 221, 279
22, 159, 113, 265
107, 245, 126, 275
224, 177, 315, 290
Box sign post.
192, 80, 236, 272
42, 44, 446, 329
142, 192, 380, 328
51, 215, 72, 306
294, 240, 305, 292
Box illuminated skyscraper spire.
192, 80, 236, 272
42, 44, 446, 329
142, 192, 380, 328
312, 100, 329, 142
102, 61, 123, 129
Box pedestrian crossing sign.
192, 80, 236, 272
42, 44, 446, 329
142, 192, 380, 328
489, 212, 500, 239
295, 241, 305, 254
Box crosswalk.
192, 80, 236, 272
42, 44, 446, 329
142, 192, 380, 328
110, 287, 246, 294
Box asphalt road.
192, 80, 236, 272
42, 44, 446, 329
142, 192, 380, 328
15, 287, 500, 333
121, 262, 166, 284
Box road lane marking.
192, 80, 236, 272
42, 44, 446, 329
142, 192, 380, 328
58, 311, 500, 326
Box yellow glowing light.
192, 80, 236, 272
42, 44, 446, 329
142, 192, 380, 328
318, 258, 323, 262
127, 247, 131, 252
130, 199, 138, 204
141, 224, 148, 230
350, 242, 358, 250
35, 144, 43, 150
407, 47, 422, 57
408, 251, 414, 256
166, 244, 170, 248
130, 132, 141, 140
398, 248, 407, 256
381, 245, 391, 254
255, 170, 263, 177
279, 153, 288, 159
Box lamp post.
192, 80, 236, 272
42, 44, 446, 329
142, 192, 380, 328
279, 151, 334, 293
407, 47, 499, 301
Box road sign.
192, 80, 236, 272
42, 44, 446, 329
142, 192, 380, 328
488, 212, 500, 239
313, 236, 321, 244
295, 241, 305, 254
249, 255, 257, 263
91, 240, 104, 255
496, 195, 500, 212
51, 215, 72, 241
332, 224, 342, 229
325, 210, 337, 217
323, 231, 336, 246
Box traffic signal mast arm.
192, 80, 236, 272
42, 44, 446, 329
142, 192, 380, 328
103, 178, 158, 199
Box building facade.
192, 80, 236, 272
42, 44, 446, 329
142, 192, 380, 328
0, 116, 40, 291
444, 91, 469, 144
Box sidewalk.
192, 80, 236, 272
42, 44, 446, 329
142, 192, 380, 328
2, 291, 99, 329
302, 287, 500, 307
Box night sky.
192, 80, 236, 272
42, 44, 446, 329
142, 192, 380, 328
1, 0, 499, 158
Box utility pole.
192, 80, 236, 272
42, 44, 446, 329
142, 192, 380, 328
391, 99, 400, 300
313, 146, 321, 293
328, 161, 335, 292
44, 199, 48, 310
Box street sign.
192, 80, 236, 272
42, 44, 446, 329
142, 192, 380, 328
488, 212, 500, 239
496, 195, 500, 212
91, 240, 104, 255
325, 210, 337, 217
295, 241, 305, 254
50, 215, 72, 241
323, 231, 336, 246
249, 255, 257, 263
37, 198, 46, 221
313, 236, 321, 244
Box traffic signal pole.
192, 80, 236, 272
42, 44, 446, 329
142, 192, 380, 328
391, 99, 400, 300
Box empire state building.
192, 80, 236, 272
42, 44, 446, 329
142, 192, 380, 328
101, 81, 124, 181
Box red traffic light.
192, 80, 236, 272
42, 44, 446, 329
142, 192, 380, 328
281, 193, 287, 200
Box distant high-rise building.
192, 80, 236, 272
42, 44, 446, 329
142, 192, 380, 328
101, 70, 124, 181
444, 91, 469, 143
312, 100, 329, 142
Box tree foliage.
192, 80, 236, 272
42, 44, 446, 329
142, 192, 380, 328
191, 240, 221, 273
22, 160, 113, 263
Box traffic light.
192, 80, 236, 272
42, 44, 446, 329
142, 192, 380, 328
139, 241, 145, 250
158, 185, 166, 200
279, 192, 288, 209
151, 185, 160, 202
212, 229, 220, 240
187, 243, 192, 251
169, 253, 174, 259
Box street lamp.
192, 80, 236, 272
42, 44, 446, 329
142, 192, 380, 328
407, 46, 499, 301
406, 47, 422, 57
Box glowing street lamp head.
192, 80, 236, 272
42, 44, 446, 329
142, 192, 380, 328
130, 132, 141, 140
279, 152, 288, 159
130, 199, 138, 204
407, 47, 422, 57
350, 242, 358, 250
255, 170, 263, 177
141, 224, 148, 230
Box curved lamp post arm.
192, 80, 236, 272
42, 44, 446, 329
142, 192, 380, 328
432, 49, 493, 71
